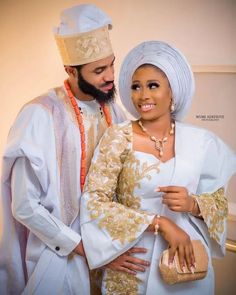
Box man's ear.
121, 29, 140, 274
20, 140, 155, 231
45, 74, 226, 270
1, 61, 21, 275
64, 66, 77, 77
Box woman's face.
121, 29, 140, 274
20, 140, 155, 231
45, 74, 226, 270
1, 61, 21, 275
131, 65, 172, 121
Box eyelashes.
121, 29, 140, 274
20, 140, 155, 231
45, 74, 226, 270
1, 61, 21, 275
131, 82, 160, 90
131, 84, 139, 90
148, 82, 160, 89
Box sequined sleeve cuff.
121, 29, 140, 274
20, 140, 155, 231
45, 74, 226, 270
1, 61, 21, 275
193, 188, 228, 244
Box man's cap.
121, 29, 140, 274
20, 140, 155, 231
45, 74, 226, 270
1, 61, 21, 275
54, 4, 113, 66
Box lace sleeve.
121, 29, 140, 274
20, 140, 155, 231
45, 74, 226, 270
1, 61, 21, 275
193, 188, 228, 244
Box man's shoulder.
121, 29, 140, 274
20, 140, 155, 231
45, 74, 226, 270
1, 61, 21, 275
27, 86, 63, 107
12, 88, 62, 131
19, 86, 65, 115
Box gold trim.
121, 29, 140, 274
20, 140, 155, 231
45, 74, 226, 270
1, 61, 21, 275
192, 65, 236, 73
226, 239, 236, 253
55, 25, 113, 66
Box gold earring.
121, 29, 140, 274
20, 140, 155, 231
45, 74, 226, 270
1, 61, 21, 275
170, 102, 175, 112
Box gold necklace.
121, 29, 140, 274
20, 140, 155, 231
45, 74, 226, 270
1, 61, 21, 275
138, 120, 175, 157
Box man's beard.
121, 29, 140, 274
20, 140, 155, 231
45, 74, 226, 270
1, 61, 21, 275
78, 72, 116, 104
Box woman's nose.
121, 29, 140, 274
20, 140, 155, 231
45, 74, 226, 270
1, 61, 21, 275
140, 87, 150, 100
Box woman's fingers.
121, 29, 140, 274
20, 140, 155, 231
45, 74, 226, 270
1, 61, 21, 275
162, 191, 193, 212
174, 243, 196, 273
177, 245, 185, 270
157, 186, 182, 193
162, 197, 185, 212
185, 243, 195, 271
168, 246, 176, 265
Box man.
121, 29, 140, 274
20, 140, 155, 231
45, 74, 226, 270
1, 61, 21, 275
0, 4, 149, 295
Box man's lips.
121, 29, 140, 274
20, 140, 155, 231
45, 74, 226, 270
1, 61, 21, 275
139, 103, 156, 112
101, 83, 114, 92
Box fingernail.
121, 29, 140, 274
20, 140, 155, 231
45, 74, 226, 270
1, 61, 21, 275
182, 266, 187, 273
168, 262, 173, 268
193, 262, 197, 269
145, 261, 150, 266
190, 266, 195, 274
155, 187, 160, 192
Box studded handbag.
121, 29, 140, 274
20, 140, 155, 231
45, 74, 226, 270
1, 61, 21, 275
159, 240, 208, 285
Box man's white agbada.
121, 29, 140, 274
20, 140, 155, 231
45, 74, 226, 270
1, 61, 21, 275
0, 4, 125, 295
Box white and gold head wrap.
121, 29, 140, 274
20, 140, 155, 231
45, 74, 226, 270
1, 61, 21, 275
119, 41, 195, 121
54, 4, 113, 66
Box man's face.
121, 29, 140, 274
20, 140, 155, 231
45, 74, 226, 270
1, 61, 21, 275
78, 54, 116, 103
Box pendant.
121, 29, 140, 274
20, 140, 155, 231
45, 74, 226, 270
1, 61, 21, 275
138, 120, 175, 158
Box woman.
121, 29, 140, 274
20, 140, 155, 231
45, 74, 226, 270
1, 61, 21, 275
80, 41, 236, 294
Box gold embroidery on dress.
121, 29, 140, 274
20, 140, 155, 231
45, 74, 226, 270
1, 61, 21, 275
195, 187, 228, 243
117, 151, 160, 209
85, 122, 158, 244
105, 269, 141, 295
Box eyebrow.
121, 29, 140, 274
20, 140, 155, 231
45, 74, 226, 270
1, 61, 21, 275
93, 57, 116, 72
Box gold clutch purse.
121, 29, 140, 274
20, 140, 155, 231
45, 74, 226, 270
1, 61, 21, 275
159, 240, 208, 285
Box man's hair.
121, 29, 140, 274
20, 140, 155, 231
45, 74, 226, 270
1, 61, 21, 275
72, 65, 84, 73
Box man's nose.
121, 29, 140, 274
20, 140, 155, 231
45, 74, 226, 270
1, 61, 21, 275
103, 67, 114, 82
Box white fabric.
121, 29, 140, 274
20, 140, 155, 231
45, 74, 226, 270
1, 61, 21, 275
81, 120, 236, 294
118, 41, 195, 121
0, 87, 126, 295
54, 4, 112, 36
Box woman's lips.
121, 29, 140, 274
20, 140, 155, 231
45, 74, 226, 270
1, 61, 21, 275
139, 103, 156, 112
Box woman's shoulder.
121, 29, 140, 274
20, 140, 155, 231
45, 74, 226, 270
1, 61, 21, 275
107, 120, 132, 137
111, 120, 132, 129
97, 120, 132, 157
176, 121, 216, 143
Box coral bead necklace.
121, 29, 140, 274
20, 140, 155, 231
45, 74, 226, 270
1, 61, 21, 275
64, 79, 112, 191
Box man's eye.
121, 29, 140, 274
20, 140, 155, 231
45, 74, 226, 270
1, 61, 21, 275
148, 82, 159, 89
94, 69, 103, 74
131, 84, 140, 90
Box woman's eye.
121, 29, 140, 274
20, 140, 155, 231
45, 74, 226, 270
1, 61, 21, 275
148, 82, 159, 89
131, 84, 140, 90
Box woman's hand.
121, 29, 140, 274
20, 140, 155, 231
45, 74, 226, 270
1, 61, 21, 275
158, 216, 195, 272
105, 247, 150, 275
158, 186, 194, 213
